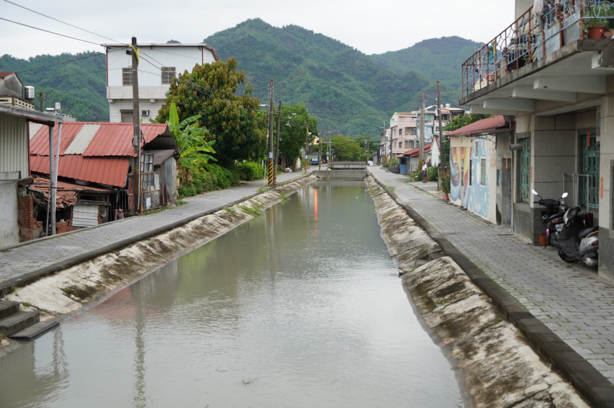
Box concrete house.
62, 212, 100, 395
104, 42, 219, 123
447, 116, 513, 225
389, 113, 418, 155
460, 0, 614, 281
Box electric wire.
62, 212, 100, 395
2, 0, 127, 45
0, 17, 102, 46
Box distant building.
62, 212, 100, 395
389, 112, 418, 155
103, 43, 220, 123
0, 71, 35, 110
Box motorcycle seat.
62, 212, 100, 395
579, 226, 598, 239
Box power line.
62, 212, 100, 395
2, 0, 127, 45
0, 16, 102, 46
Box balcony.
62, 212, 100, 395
461, 0, 614, 105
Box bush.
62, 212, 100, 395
440, 170, 451, 194
193, 171, 217, 194
382, 163, 390, 168
236, 161, 264, 181
358, 153, 368, 162
205, 163, 240, 189
178, 185, 197, 198
427, 166, 438, 182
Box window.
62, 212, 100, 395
399, 142, 402, 148
120, 110, 133, 123
475, 141, 479, 157
520, 138, 531, 203
161, 67, 176, 84
481, 158, 487, 186
581, 133, 600, 208
122, 68, 132, 86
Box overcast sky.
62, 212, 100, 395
1, 0, 515, 59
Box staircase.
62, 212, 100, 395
0, 301, 58, 341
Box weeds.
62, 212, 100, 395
238, 205, 262, 217
279, 191, 288, 200
21, 302, 31, 308
485, 318, 504, 328
224, 207, 237, 214
257, 187, 267, 193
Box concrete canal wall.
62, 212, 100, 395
0, 175, 317, 354
365, 176, 590, 408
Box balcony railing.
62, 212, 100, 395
461, 0, 614, 99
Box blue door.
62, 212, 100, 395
400, 163, 407, 174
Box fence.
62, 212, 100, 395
462, 0, 614, 98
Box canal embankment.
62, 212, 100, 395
365, 176, 592, 408
0, 174, 317, 355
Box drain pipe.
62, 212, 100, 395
50, 122, 62, 235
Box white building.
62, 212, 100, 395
104, 43, 220, 123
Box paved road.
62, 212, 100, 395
369, 166, 614, 383
0, 171, 309, 291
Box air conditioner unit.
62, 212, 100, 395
24, 86, 35, 100
141, 110, 150, 116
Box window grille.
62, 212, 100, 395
520, 138, 531, 203
122, 68, 132, 86
161, 67, 176, 84
581, 134, 600, 209
481, 158, 487, 186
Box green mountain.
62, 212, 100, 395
204, 19, 462, 135
0, 20, 480, 134
370, 36, 483, 92
0, 52, 108, 121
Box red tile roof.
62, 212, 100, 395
31, 155, 130, 187
0, 71, 16, 78
401, 143, 433, 158
446, 115, 508, 137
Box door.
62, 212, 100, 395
501, 159, 512, 225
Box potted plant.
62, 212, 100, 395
585, 3, 614, 39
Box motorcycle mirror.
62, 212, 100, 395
532, 189, 539, 196
562, 192, 569, 199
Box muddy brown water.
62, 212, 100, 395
0, 181, 462, 407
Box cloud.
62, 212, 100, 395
0, 0, 514, 59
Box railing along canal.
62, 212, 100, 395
461, 0, 614, 98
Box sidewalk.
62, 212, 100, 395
0, 171, 309, 294
369, 166, 614, 383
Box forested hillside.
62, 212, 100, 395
0, 20, 479, 133
370, 37, 483, 92
204, 19, 460, 135
0, 52, 108, 121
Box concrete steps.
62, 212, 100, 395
0, 300, 57, 340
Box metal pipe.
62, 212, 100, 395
51, 122, 62, 235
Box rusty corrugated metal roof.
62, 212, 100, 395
29, 122, 84, 155
446, 115, 508, 137
30, 176, 110, 208
29, 122, 170, 157
83, 123, 168, 157
64, 124, 101, 155
31, 155, 130, 187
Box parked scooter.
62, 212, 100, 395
532, 189, 568, 248
557, 206, 599, 267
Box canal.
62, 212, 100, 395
0, 181, 462, 407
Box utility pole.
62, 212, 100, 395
39, 92, 43, 112
130, 37, 142, 214
437, 81, 444, 191
388, 121, 393, 165
419, 92, 426, 162
268, 80, 275, 186
274, 99, 281, 185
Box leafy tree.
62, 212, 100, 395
165, 103, 216, 185
156, 58, 267, 167
331, 135, 362, 161
278, 104, 318, 169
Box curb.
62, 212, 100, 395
369, 173, 614, 408
0, 174, 314, 298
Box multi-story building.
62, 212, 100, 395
390, 112, 418, 154
460, 0, 614, 281
104, 43, 219, 123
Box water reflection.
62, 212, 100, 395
0, 181, 462, 407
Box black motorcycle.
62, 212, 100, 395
557, 206, 599, 267
532, 189, 568, 249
